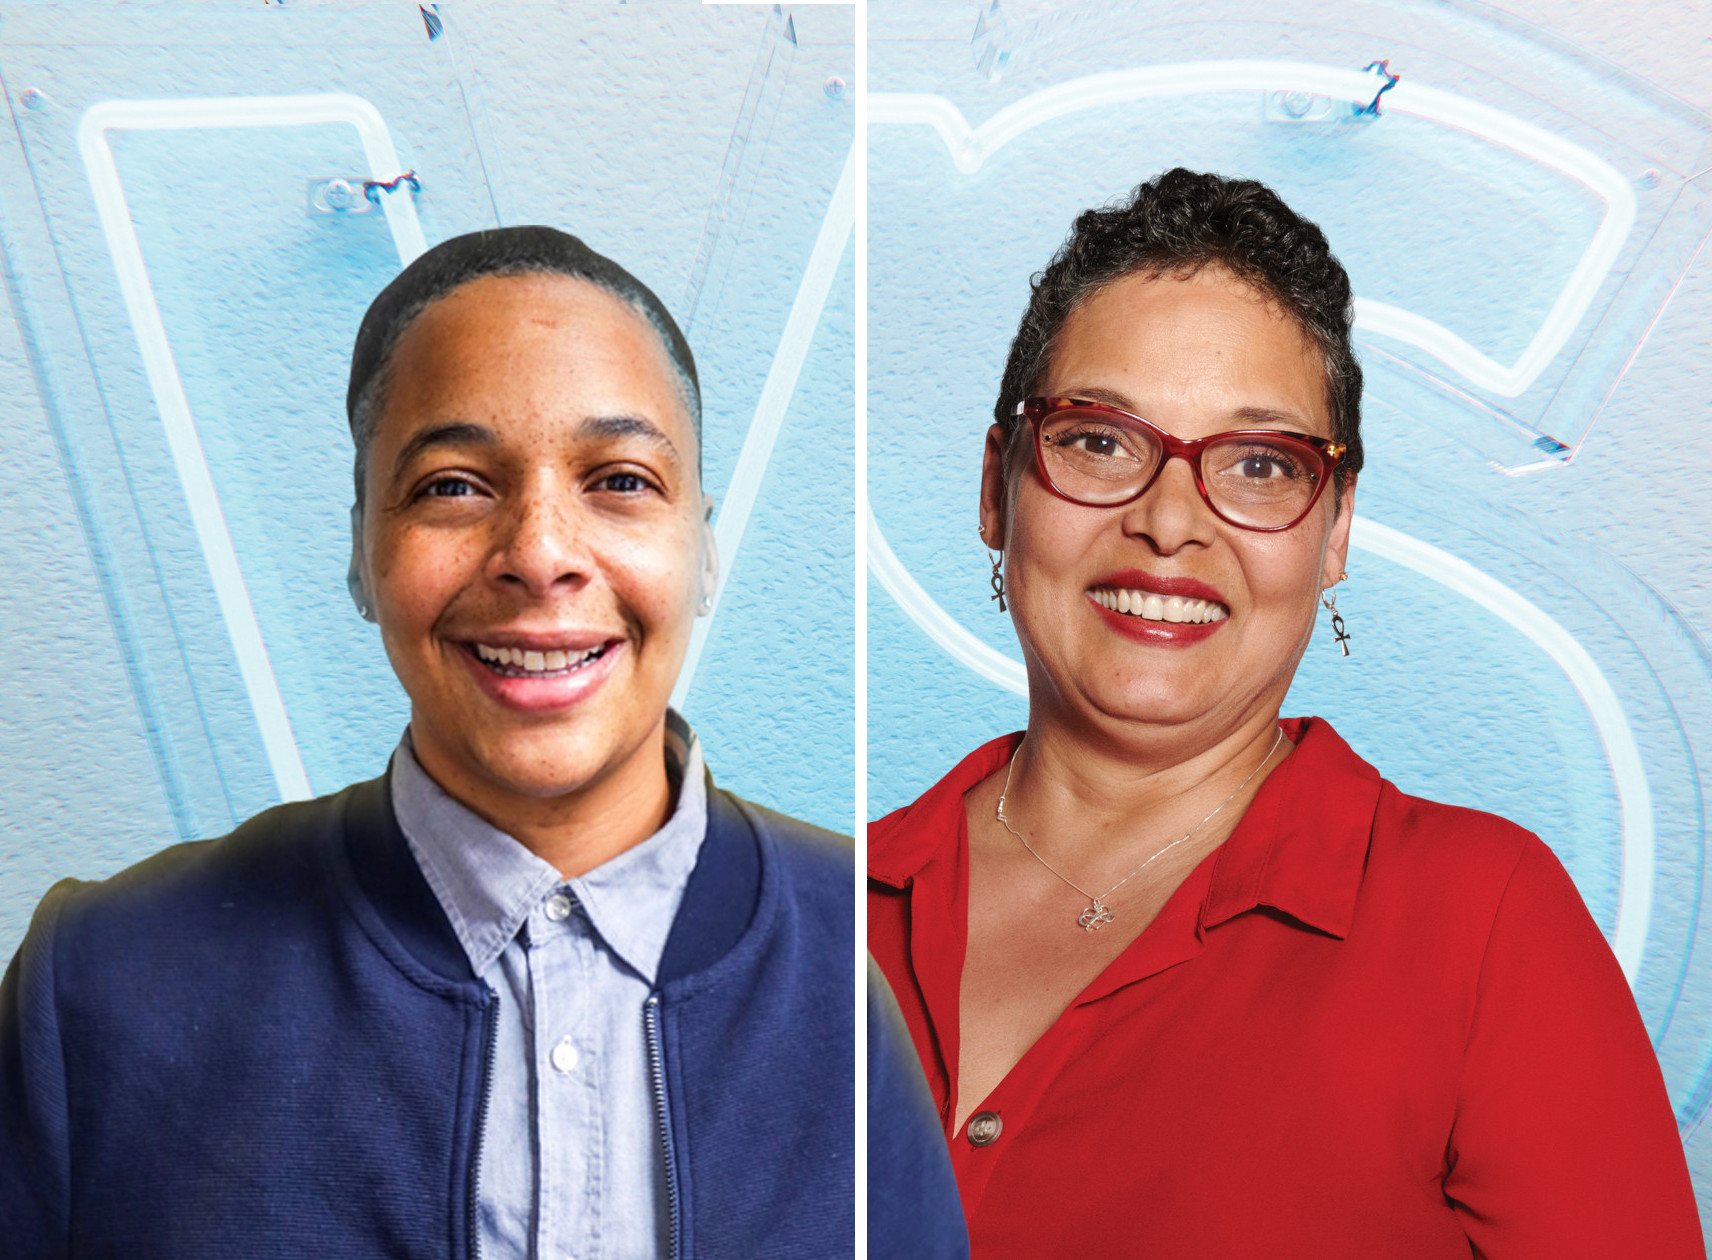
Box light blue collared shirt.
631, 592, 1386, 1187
391, 714, 708, 1260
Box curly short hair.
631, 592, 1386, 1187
994, 168, 1363, 489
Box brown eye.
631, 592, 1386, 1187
593, 468, 665, 496
1066, 430, 1120, 457
422, 476, 478, 498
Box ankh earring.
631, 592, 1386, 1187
1320, 571, 1350, 657
979, 524, 1006, 612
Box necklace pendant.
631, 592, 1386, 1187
1079, 901, 1115, 932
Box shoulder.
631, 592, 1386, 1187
1374, 778, 1535, 854
13, 784, 369, 984
1347, 773, 1608, 989
869, 732, 1020, 884
1276, 719, 1591, 958
728, 792, 851, 858
1289, 717, 1547, 909
1369, 779, 1554, 905
719, 789, 851, 893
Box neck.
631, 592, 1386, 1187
410, 719, 676, 879
1003, 708, 1290, 871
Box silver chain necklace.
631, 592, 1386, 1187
996, 726, 1285, 932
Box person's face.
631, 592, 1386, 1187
980, 265, 1354, 738
356, 272, 715, 804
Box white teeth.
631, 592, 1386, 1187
1090, 588, 1228, 625
473, 643, 605, 674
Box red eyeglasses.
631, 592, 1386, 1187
1016, 397, 1346, 532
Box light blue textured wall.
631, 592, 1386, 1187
866, 0, 1712, 1226
0, 1, 853, 955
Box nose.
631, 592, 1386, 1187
487, 475, 591, 598
1119, 452, 1217, 555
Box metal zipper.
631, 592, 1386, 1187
644, 992, 681, 1260
467, 985, 499, 1260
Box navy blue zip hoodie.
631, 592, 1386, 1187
0, 770, 853, 1259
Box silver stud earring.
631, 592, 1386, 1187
347, 505, 376, 623
347, 570, 376, 623
699, 594, 713, 613
1321, 572, 1350, 656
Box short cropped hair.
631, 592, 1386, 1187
346, 225, 700, 507
994, 168, 1363, 487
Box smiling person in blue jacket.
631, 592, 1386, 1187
0, 227, 884, 1259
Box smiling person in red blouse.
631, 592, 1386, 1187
867, 169, 1703, 1257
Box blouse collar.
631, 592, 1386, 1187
868, 716, 1382, 942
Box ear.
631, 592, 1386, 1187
347, 503, 378, 623
696, 493, 720, 615
1321, 476, 1356, 590
978, 423, 1010, 551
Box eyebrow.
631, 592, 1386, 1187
388, 414, 684, 484
1059, 385, 1144, 413
576, 413, 682, 463
1228, 405, 1316, 434
389, 421, 495, 482
1058, 388, 1316, 435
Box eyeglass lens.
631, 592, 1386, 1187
1038, 407, 1327, 528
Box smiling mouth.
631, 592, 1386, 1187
1089, 587, 1229, 625
470, 641, 614, 677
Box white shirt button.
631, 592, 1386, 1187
550, 1036, 580, 1074
544, 891, 575, 921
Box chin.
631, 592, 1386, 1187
1093, 691, 1213, 730
461, 725, 631, 799
1058, 650, 1209, 718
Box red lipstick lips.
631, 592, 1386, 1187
1092, 569, 1228, 605
1087, 569, 1229, 647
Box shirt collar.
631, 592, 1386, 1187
868, 717, 1380, 940
868, 733, 1017, 889
391, 710, 708, 983
1200, 716, 1379, 939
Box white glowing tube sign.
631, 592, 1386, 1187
78, 94, 427, 805
1349, 519, 1653, 984
671, 145, 856, 709
872, 61, 1636, 399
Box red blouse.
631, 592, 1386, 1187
868, 718, 1702, 1258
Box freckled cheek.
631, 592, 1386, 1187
600, 528, 704, 635
368, 526, 486, 631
